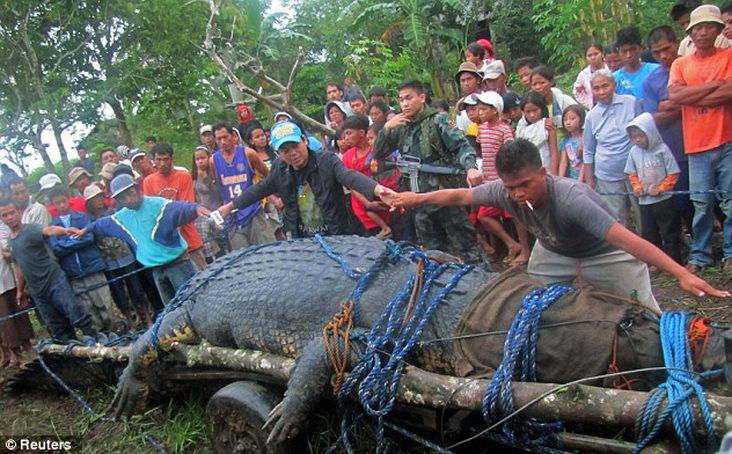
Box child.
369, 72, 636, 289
462, 96, 481, 154
559, 105, 586, 181
624, 112, 681, 264
367, 122, 400, 192
573, 42, 607, 110
474, 91, 530, 265
516, 91, 559, 175
604, 43, 622, 72
48, 187, 126, 333
341, 116, 392, 239
501, 92, 523, 131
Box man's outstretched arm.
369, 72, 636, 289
392, 188, 475, 208
605, 223, 730, 298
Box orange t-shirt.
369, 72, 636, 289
143, 169, 203, 252
668, 48, 732, 154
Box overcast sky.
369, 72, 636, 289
14, 0, 294, 175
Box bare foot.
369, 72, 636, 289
509, 251, 529, 266
505, 243, 522, 264
375, 226, 392, 239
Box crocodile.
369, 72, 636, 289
111, 235, 727, 445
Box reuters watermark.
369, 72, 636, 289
1, 436, 80, 453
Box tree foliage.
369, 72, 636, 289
0, 0, 687, 177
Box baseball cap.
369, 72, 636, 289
473, 91, 504, 113
272, 112, 292, 122
68, 167, 91, 185
110, 174, 137, 198
686, 4, 724, 31
462, 95, 479, 107
113, 162, 135, 179
482, 60, 506, 80
100, 162, 117, 181
199, 125, 213, 135
83, 184, 103, 201
502, 92, 522, 111
116, 145, 130, 159
39, 174, 62, 191
270, 121, 304, 151
130, 149, 147, 163
454, 61, 482, 83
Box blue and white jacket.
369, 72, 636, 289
86, 196, 198, 267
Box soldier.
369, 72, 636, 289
373, 79, 484, 264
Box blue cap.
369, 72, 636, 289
110, 174, 137, 198
270, 121, 304, 151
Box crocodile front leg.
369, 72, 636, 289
263, 337, 360, 445
111, 305, 199, 419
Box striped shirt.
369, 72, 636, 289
478, 122, 514, 181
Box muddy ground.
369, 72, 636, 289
0, 268, 730, 454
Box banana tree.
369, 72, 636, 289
340, 0, 466, 98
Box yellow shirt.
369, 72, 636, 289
466, 122, 479, 137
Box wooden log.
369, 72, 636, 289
397, 367, 732, 438
37, 341, 732, 442
37, 343, 131, 362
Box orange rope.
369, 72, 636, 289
607, 334, 639, 390
323, 300, 355, 395
688, 317, 711, 368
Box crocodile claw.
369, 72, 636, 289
263, 399, 303, 445
109, 367, 147, 419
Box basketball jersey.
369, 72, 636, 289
214, 145, 261, 228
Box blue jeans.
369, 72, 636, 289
34, 270, 94, 340
688, 141, 732, 266
151, 258, 195, 304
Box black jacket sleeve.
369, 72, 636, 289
232, 174, 278, 210
327, 153, 378, 201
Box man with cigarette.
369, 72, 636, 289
392, 139, 729, 311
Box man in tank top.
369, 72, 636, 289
210, 123, 277, 250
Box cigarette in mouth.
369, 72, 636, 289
526, 201, 534, 211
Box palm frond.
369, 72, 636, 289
352, 3, 400, 29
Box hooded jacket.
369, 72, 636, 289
623, 112, 680, 205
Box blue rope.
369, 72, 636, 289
0, 305, 35, 324
482, 283, 572, 453
633, 312, 717, 454
333, 244, 473, 454
315, 234, 360, 279
598, 189, 730, 196
34, 340, 114, 422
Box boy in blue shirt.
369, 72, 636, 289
624, 113, 682, 264
48, 187, 125, 332
614, 26, 660, 100
74, 174, 211, 304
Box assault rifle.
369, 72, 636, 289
370, 155, 464, 192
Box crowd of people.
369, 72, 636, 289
0, 1, 731, 364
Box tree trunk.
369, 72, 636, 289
32, 120, 55, 174
50, 118, 71, 181
107, 98, 133, 147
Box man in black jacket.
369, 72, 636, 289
216, 121, 396, 239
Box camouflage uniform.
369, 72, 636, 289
374, 107, 483, 263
